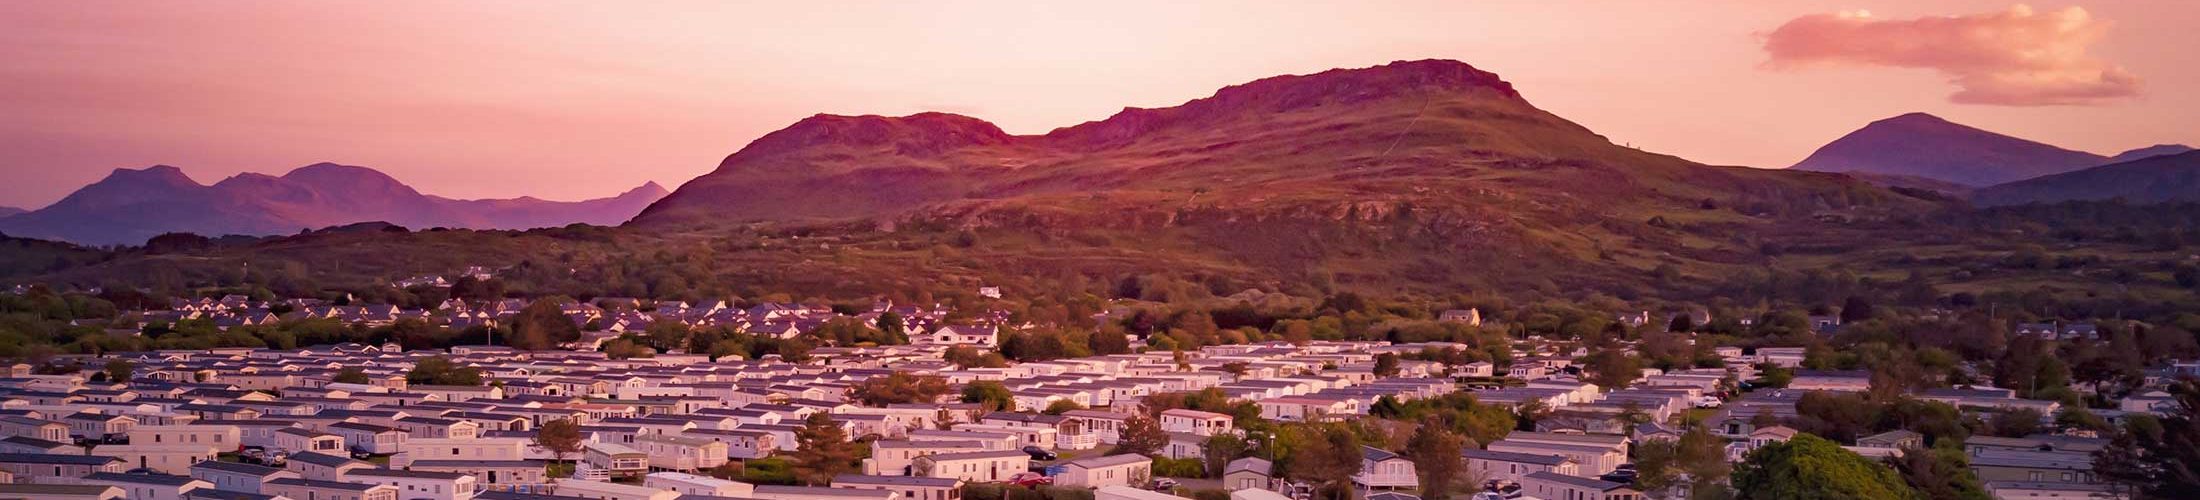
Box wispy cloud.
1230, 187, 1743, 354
1761, 5, 2140, 106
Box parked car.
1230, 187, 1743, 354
1598, 470, 1638, 484
1150, 478, 1180, 490
1008, 472, 1053, 487
1021, 445, 1058, 461
1694, 396, 1723, 408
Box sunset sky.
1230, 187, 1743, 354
3, 1, 2195, 209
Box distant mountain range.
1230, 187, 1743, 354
0, 207, 22, 218
0, 163, 666, 246
1975, 151, 2200, 206
1788, 113, 2191, 187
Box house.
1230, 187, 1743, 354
1158, 409, 1233, 436
1459, 362, 1494, 378
129, 425, 241, 451
0, 435, 82, 455
1748, 426, 1797, 449
0, 453, 128, 483
65, 412, 137, 442
1857, 430, 1923, 450
1488, 433, 1629, 476
1438, 309, 1482, 325
396, 437, 528, 467
680, 428, 778, 460
190, 460, 297, 494
749, 485, 900, 500
79, 472, 211, 500
409, 460, 552, 495
1163, 433, 1205, 460
1353, 446, 1417, 490
864, 440, 990, 476
550, 478, 680, 500
1969, 449, 2099, 485
273, 427, 346, 455
1062, 411, 1130, 444
285, 451, 374, 481
412, 385, 503, 403
0, 415, 72, 442
830, 474, 961, 500
1520, 471, 1641, 500
920, 326, 996, 347
911, 450, 1029, 483
0, 484, 124, 500
264, 477, 399, 500
634, 434, 728, 472
583, 442, 649, 479
1095, 485, 1179, 500
1462, 448, 1578, 485
1221, 457, 1274, 491
1787, 370, 1870, 392
645, 471, 756, 497
1981, 481, 2120, 500
345, 468, 479, 500
1255, 397, 1357, 422
89, 442, 219, 475
328, 422, 406, 455
1054, 454, 1153, 489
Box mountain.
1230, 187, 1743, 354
0, 163, 667, 246
2107, 144, 2197, 164
628, 59, 1925, 293
1789, 113, 2109, 186
1974, 151, 2200, 206
0, 206, 23, 218
640, 60, 1906, 227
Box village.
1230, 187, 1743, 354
0, 281, 2186, 500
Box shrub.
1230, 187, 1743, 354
1153, 457, 1208, 478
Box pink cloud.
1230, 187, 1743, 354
1762, 5, 2140, 106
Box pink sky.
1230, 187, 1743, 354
2, 1, 2195, 209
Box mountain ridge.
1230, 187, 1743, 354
0, 163, 667, 246
1975, 150, 2200, 206
635, 59, 1735, 227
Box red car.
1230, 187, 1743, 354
1008, 472, 1053, 487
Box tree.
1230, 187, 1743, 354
1752, 363, 1793, 388
1634, 427, 1731, 495
406, 356, 483, 386
1200, 433, 1251, 477
1986, 408, 2044, 438
2097, 380, 2200, 498
102, 359, 132, 383
1582, 347, 1644, 390
1373, 353, 1401, 378
1044, 400, 1085, 415
603, 337, 653, 359
1888, 445, 1990, 500
1403, 420, 1465, 497
852, 373, 952, 406
1839, 296, 1876, 324
945, 345, 1008, 369
875, 311, 908, 344
1115, 412, 1167, 456
508, 297, 581, 350
1732, 433, 1917, 500
1283, 424, 1364, 500
332, 367, 370, 384
789, 413, 858, 486
960, 381, 1016, 412
535, 418, 585, 472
